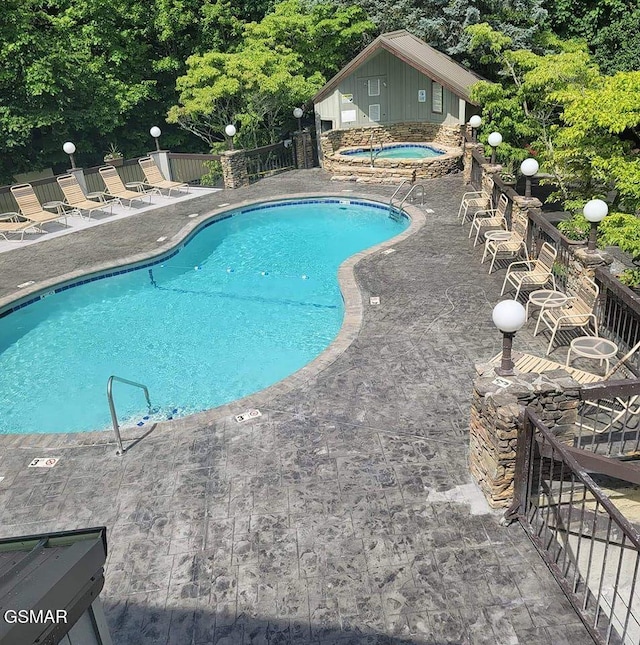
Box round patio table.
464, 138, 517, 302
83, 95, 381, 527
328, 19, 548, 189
566, 336, 618, 372
527, 289, 569, 335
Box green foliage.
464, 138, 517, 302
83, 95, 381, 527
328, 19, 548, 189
315, 0, 549, 73
169, 0, 374, 148
546, 0, 640, 73
599, 213, 640, 259
556, 214, 589, 241
618, 269, 640, 289
200, 159, 223, 186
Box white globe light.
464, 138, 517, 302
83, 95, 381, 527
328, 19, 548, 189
150, 126, 161, 138
492, 300, 527, 333
520, 158, 539, 177
293, 107, 303, 119
583, 198, 609, 223
63, 141, 76, 155
469, 115, 482, 128
225, 124, 236, 138
488, 132, 503, 147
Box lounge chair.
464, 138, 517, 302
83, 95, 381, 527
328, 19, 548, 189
469, 193, 509, 245
0, 213, 38, 241
10, 183, 68, 228
57, 174, 114, 220
482, 212, 529, 274
98, 166, 151, 208
501, 242, 557, 300
458, 190, 491, 226
138, 157, 188, 196
536, 276, 599, 354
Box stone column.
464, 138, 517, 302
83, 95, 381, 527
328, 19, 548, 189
221, 150, 249, 189
570, 247, 614, 283
480, 162, 502, 196
293, 129, 314, 170
469, 365, 580, 508
462, 142, 483, 184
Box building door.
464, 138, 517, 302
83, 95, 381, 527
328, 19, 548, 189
357, 75, 387, 124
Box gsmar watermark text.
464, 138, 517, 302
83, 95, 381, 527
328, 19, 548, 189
4, 609, 68, 624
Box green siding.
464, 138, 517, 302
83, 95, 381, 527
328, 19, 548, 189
316, 49, 464, 128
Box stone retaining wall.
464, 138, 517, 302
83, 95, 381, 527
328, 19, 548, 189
321, 123, 463, 157
469, 366, 580, 508
323, 145, 462, 184
221, 150, 249, 189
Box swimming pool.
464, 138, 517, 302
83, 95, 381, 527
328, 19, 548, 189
341, 144, 444, 159
0, 198, 409, 434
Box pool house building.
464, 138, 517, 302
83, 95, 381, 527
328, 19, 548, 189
313, 29, 481, 133
313, 29, 482, 181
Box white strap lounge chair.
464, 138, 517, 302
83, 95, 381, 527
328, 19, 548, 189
57, 174, 114, 219
98, 166, 151, 208
469, 193, 509, 245
501, 242, 557, 300
0, 213, 38, 241
536, 276, 599, 354
482, 212, 529, 274
138, 157, 188, 196
10, 183, 68, 228
458, 190, 491, 225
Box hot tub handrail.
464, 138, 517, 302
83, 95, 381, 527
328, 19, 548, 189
398, 184, 425, 208
106, 375, 152, 456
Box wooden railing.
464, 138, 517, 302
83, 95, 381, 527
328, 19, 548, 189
508, 407, 640, 645
245, 142, 295, 183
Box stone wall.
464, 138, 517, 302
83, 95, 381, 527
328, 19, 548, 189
469, 367, 580, 508
293, 130, 314, 170
321, 122, 463, 157
323, 146, 463, 184
221, 150, 249, 189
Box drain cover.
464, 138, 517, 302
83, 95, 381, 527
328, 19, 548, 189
369, 296, 381, 305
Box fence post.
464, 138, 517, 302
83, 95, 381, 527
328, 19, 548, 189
462, 142, 483, 185
221, 150, 249, 189
150, 150, 172, 180
293, 129, 314, 170
67, 167, 88, 194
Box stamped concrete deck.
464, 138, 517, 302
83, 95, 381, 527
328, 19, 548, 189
0, 170, 592, 644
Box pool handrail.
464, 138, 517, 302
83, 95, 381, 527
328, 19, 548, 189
106, 375, 152, 455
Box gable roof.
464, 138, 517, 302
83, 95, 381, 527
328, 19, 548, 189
313, 29, 482, 104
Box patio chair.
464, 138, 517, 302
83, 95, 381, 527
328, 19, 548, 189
469, 194, 509, 245
458, 190, 491, 225
138, 157, 189, 196
10, 183, 68, 228
0, 214, 38, 241
536, 275, 599, 355
501, 242, 557, 300
482, 212, 529, 274
98, 166, 151, 208
56, 174, 114, 220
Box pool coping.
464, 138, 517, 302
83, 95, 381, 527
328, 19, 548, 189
1, 192, 425, 447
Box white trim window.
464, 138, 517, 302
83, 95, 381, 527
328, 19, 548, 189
368, 104, 381, 122
431, 81, 443, 114
368, 78, 381, 97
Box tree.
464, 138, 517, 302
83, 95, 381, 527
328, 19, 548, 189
168, 0, 374, 149
314, 0, 549, 75
467, 26, 599, 201
546, 0, 640, 73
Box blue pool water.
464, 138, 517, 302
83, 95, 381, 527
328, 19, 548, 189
0, 198, 409, 434
342, 144, 444, 159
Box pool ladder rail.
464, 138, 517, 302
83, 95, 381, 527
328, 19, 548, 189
389, 180, 426, 220
106, 375, 152, 455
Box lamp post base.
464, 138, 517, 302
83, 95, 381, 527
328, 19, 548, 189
495, 332, 515, 376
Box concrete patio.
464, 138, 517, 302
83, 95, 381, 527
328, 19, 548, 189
0, 169, 592, 644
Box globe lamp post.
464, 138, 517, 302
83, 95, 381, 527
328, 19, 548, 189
469, 115, 482, 143
488, 131, 503, 164
293, 107, 303, 132
150, 126, 162, 151
225, 124, 237, 150
583, 199, 609, 252
520, 158, 539, 198
63, 141, 77, 169
492, 300, 527, 376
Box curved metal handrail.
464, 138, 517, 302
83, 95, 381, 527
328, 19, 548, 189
398, 184, 426, 208
106, 375, 152, 455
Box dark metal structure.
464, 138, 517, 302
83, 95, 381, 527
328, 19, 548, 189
0, 527, 111, 645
